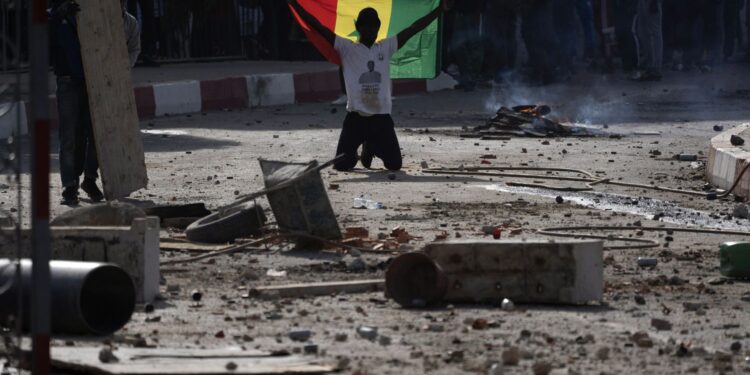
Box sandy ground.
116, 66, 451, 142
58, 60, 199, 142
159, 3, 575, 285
2, 64, 750, 374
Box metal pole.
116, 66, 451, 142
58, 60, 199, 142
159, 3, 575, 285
28, 0, 51, 373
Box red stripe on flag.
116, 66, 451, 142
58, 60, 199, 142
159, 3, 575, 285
290, 0, 341, 65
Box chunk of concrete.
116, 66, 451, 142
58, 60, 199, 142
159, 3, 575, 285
422, 239, 604, 305
0, 217, 160, 303
51, 202, 146, 227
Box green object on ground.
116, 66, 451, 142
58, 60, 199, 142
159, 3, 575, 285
719, 242, 750, 278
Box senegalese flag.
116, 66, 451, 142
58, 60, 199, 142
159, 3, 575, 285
290, 0, 441, 79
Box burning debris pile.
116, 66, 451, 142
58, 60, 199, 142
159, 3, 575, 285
470, 105, 604, 138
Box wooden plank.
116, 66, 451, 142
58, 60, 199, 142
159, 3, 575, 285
76, 0, 147, 200
160, 241, 231, 253
250, 279, 384, 299
51, 347, 337, 374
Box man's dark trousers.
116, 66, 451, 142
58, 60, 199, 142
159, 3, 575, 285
57, 76, 99, 189
334, 112, 402, 171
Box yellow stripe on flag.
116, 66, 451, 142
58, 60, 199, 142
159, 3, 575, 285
333, 0, 393, 42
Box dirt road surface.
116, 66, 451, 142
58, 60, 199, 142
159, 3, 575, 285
3, 66, 750, 374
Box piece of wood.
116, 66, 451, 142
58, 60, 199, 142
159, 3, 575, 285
250, 279, 384, 299
76, 0, 147, 199
50, 347, 337, 374
159, 240, 231, 253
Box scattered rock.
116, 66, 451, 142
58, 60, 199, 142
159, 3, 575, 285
730, 341, 742, 352
651, 318, 673, 331
334, 333, 348, 342
532, 361, 553, 375
733, 204, 749, 219
356, 326, 378, 341
345, 257, 367, 273
191, 289, 202, 302
472, 318, 488, 330
730, 135, 745, 146
378, 335, 392, 346
226, 361, 238, 371
501, 347, 520, 366
428, 324, 445, 333
713, 125, 724, 131
595, 347, 610, 360
637, 258, 658, 268
98, 348, 119, 363
303, 344, 318, 355
555, 196, 564, 204
634, 295, 646, 305
631, 332, 654, 348
289, 330, 312, 342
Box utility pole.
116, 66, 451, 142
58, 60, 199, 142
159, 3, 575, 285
28, 0, 51, 373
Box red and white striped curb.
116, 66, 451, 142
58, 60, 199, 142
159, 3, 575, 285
707, 123, 750, 201
2, 70, 456, 138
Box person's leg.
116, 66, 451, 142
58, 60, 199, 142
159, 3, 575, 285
56, 77, 82, 204
367, 115, 402, 171
576, 0, 596, 58
334, 112, 365, 171
79, 86, 104, 201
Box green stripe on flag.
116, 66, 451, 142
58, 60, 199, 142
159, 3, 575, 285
387, 0, 441, 79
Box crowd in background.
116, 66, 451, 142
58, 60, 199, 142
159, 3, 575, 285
444, 0, 750, 89
3, 0, 746, 75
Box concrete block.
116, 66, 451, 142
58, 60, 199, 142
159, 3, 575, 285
0, 217, 160, 303
246, 74, 295, 107
0, 101, 28, 139
423, 239, 603, 305
153, 80, 202, 116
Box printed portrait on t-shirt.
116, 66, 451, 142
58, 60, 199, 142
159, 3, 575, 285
359, 61, 382, 84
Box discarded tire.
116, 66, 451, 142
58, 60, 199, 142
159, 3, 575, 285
185, 202, 266, 244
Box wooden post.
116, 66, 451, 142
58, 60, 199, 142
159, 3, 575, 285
76, 0, 148, 200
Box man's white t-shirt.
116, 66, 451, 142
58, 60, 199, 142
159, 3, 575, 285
334, 35, 398, 115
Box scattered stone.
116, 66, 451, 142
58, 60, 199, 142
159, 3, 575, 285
595, 347, 610, 361
634, 295, 646, 305
730, 341, 742, 352
378, 335, 392, 346
501, 298, 515, 311
733, 204, 749, 219
447, 350, 464, 363
226, 361, 238, 371
487, 363, 503, 375
191, 289, 202, 302
682, 302, 706, 312
345, 257, 367, 273
532, 361, 553, 375
730, 135, 745, 146
631, 332, 654, 348
334, 333, 348, 342
98, 348, 119, 363
356, 326, 378, 341
303, 344, 318, 355
555, 196, 564, 204
713, 125, 724, 131
143, 303, 154, 313
501, 347, 520, 366
472, 318, 489, 330
651, 318, 673, 331
428, 324, 445, 332
289, 330, 312, 342
637, 257, 658, 268
215, 330, 225, 338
